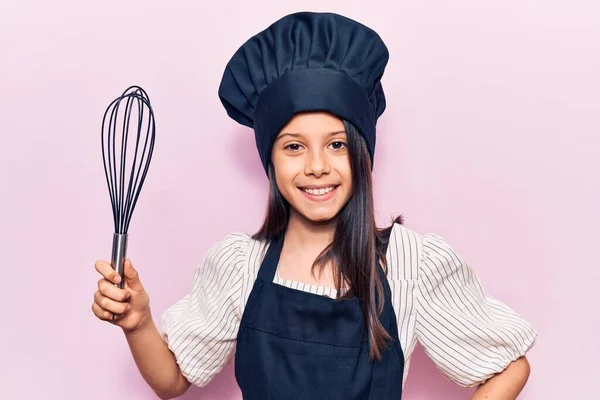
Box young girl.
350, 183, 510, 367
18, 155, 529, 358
92, 12, 536, 400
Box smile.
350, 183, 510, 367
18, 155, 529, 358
298, 185, 339, 201
302, 186, 336, 196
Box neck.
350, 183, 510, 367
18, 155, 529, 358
284, 209, 336, 251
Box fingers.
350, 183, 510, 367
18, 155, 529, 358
98, 277, 130, 301
95, 260, 122, 285
94, 290, 130, 315
91, 301, 126, 322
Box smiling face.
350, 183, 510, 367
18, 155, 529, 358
271, 111, 353, 223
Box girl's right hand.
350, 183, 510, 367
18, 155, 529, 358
92, 258, 151, 334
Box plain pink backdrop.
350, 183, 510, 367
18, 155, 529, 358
1, 0, 598, 398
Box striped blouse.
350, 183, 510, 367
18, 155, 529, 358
159, 223, 537, 389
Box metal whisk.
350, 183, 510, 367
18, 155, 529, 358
101, 86, 156, 319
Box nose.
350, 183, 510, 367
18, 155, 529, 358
304, 148, 330, 177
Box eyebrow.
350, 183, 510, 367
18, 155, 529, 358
275, 130, 346, 141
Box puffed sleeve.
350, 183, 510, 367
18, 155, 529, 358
414, 233, 537, 387
159, 232, 249, 387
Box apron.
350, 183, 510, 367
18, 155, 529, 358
234, 233, 404, 399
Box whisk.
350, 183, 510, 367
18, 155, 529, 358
101, 86, 156, 320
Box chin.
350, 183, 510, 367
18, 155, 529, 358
304, 212, 338, 223
293, 205, 343, 224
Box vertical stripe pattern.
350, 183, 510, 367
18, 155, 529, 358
159, 233, 249, 387
159, 225, 537, 389
414, 233, 537, 387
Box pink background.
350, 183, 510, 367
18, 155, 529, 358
1, 0, 598, 398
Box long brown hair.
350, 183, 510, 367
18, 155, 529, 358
252, 119, 404, 361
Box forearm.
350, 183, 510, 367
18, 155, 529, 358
471, 356, 531, 400
124, 310, 191, 400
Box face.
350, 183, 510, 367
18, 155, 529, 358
271, 111, 353, 223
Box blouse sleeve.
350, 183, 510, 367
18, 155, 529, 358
414, 233, 537, 387
159, 232, 249, 388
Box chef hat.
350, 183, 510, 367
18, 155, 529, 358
218, 11, 389, 174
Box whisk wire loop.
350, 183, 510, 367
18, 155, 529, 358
101, 86, 156, 235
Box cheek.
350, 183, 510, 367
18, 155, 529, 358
273, 154, 303, 183
332, 158, 352, 182
334, 160, 353, 199
273, 164, 296, 194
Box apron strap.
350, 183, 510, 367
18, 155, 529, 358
256, 234, 284, 283
368, 261, 394, 399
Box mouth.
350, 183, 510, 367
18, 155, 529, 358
298, 185, 339, 201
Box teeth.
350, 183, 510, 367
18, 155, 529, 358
303, 186, 335, 196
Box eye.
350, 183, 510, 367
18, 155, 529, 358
284, 143, 303, 152
329, 141, 347, 150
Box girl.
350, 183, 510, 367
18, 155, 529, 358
92, 12, 536, 400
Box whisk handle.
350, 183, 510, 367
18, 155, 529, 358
110, 233, 128, 322
111, 233, 128, 290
